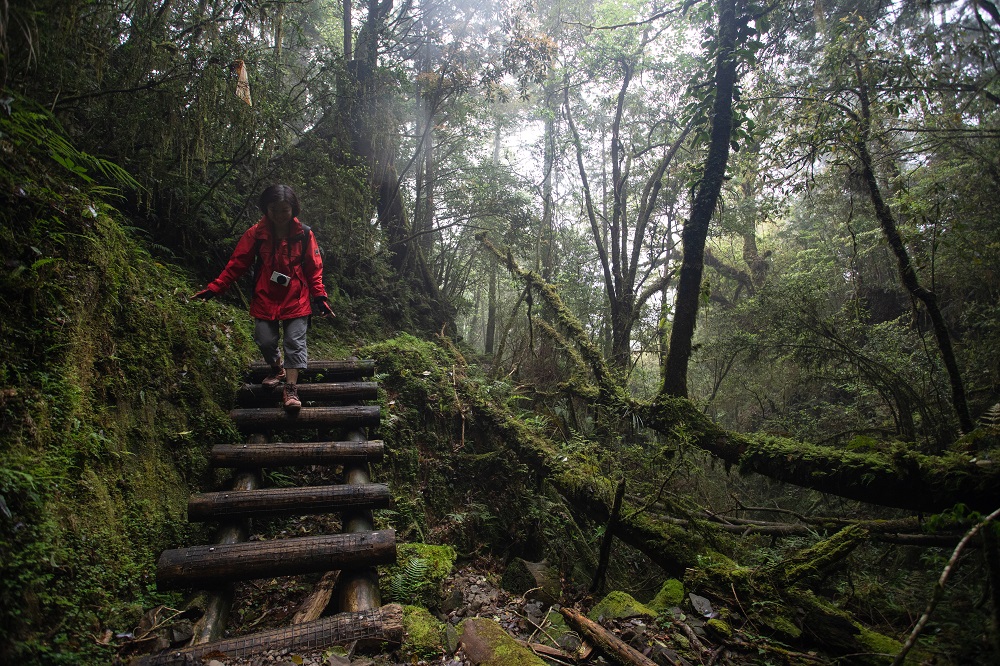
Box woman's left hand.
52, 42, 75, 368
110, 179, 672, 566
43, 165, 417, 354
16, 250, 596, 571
315, 297, 335, 317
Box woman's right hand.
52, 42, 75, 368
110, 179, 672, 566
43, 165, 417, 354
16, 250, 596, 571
192, 289, 215, 301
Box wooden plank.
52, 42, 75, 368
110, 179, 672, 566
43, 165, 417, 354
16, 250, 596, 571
187, 483, 391, 521
292, 571, 340, 625
229, 406, 380, 431
247, 359, 375, 382
137, 604, 403, 665
236, 381, 378, 407
210, 440, 384, 467
156, 530, 396, 590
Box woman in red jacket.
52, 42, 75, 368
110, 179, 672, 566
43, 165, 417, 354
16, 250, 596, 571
193, 185, 334, 410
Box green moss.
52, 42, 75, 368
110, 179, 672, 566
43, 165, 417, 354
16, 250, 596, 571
761, 614, 802, 640
705, 618, 732, 640
383, 543, 457, 608
588, 591, 657, 621
649, 578, 685, 611
402, 605, 446, 658
459, 617, 547, 666
782, 525, 867, 584
0, 156, 256, 664
856, 625, 902, 658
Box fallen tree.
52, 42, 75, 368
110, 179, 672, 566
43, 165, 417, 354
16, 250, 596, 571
460, 375, 916, 663
480, 236, 1000, 515
641, 395, 1000, 514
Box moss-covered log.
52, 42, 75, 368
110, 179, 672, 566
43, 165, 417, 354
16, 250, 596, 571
641, 395, 1000, 514
464, 383, 702, 576
486, 236, 1000, 516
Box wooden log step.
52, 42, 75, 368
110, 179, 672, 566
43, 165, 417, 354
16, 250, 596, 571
229, 405, 379, 431
236, 381, 378, 407
210, 440, 384, 467
188, 483, 391, 521
156, 529, 396, 590
247, 359, 375, 382
136, 603, 403, 665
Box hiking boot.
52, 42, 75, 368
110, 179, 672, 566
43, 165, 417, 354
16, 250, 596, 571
262, 366, 286, 388
282, 383, 301, 411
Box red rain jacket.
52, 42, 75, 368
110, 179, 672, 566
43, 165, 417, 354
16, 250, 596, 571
206, 217, 327, 321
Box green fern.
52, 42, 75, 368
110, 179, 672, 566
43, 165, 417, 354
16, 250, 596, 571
2, 95, 140, 192
981, 403, 1000, 433
388, 556, 429, 603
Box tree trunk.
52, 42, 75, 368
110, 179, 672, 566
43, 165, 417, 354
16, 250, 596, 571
661, 0, 739, 397
853, 65, 974, 437
559, 607, 659, 666
640, 394, 1000, 513
343, 0, 352, 59
485, 256, 497, 354
345, 0, 454, 330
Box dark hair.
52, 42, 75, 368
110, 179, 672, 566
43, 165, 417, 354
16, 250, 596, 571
258, 184, 300, 218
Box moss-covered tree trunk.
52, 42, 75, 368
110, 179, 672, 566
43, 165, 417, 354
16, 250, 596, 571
661, 0, 740, 397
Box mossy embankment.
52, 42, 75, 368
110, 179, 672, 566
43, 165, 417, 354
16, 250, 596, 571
0, 114, 258, 663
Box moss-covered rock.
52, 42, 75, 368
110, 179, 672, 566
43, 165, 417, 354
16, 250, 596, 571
706, 618, 733, 640
382, 542, 457, 609
459, 617, 547, 666
648, 578, 684, 612
401, 605, 446, 658
588, 591, 657, 621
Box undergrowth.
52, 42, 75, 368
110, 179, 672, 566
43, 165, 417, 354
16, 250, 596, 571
0, 96, 256, 664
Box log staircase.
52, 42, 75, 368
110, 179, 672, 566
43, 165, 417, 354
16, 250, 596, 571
140, 359, 401, 665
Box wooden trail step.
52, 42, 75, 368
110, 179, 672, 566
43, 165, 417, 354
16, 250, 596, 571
229, 405, 380, 431
156, 529, 396, 590
236, 381, 378, 406
187, 483, 391, 521
136, 603, 403, 665
210, 440, 384, 467
247, 359, 375, 382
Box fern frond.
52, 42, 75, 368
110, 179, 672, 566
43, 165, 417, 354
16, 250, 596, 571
981, 403, 1000, 432
388, 556, 429, 603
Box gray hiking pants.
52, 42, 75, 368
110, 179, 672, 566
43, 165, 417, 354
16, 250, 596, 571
254, 317, 309, 369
